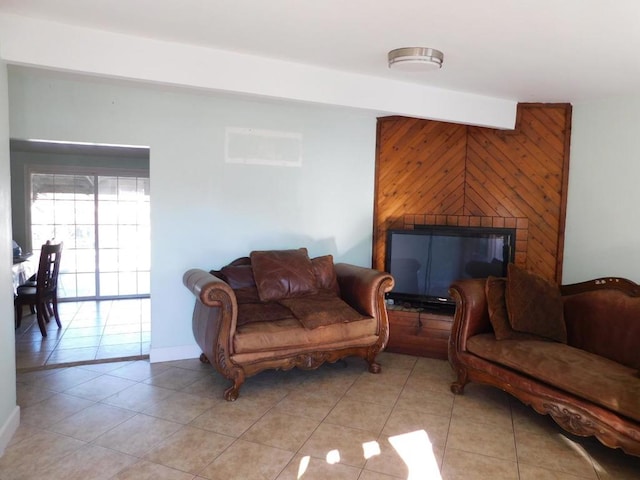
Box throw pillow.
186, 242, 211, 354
278, 291, 365, 329
250, 248, 318, 302
311, 255, 340, 295
505, 263, 567, 343
220, 264, 256, 289
486, 276, 545, 341
236, 302, 295, 326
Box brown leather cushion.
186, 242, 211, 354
236, 302, 295, 326
467, 334, 640, 422
311, 255, 340, 295
219, 264, 256, 289
486, 276, 542, 341
250, 248, 318, 302
234, 286, 261, 304
505, 264, 567, 343
278, 291, 366, 329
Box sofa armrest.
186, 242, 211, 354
334, 263, 394, 318
449, 278, 492, 354
183, 268, 238, 358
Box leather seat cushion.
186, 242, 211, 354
234, 315, 376, 353
467, 334, 640, 422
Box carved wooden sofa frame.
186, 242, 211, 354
448, 277, 640, 457
184, 263, 394, 401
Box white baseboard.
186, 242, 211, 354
149, 344, 201, 363
0, 406, 20, 457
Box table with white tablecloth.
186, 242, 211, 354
12, 254, 35, 295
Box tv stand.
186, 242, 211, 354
385, 304, 453, 359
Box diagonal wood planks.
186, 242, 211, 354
373, 104, 572, 282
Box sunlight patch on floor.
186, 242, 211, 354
390, 429, 442, 480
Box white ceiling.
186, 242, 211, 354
1, 0, 640, 104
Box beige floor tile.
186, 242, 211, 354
15, 339, 58, 353
241, 411, 321, 451
95, 342, 142, 359
324, 397, 392, 435
299, 422, 379, 468
0, 430, 85, 479
345, 375, 404, 407
365, 365, 411, 387
451, 394, 513, 431
163, 357, 217, 371
180, 373, 231, 399
441, 447, 519, 480
15, 351, 51, 369
446, 416, 516, 461
107, 359, 172, 381
199, 439, 294, 480
510, 399, 561, 436
93, 413, 183, 457
363, 435, 444, 479
271, 388, 340, 421
236, 378, 295, 406
141, 391, 217, 424
518, 462, 595, 479
112, 459, 196, 480
276, 454, 362, 480
395, 384, 455, 418
100, 381, 175, 412
47, 402, 136, 441
294, 365, 362, 397
515, 431, 598, 479
41, 444, 138, 480
20, 392, 95, 429
30, 366, 102, 392
381, 405, 451, 447
56, 334, 102, 349
375, 351, 418, 371
46, 346, 99, 364
144, 366, 208, 390
60, 326, 105, 338
15, 368, 59, 384
143, 425, 234, 474
62, 373, 138, 401
451, 383, 511, 411
189, 400, 268, 437
404, 369, 455, 395
15, 382, 57, 408
78, 360, 135, 373
5, 351, 638, 480
6, 423, 40, 448
412, 357, 456, 381
358, 470, 404, 480
100, 332, 141, 346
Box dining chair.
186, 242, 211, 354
14, 241, 64, 337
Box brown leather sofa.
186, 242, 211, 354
448, 269, 640, 457
183, 248, 394, 400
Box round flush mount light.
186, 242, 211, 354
388, 47, 444, 70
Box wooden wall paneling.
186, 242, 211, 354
373, 117, 467, 270
373, 103, 572, 283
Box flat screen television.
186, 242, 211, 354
385, 225, 515, 310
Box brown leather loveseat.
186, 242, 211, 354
448, 264, 640, 457
183, 248, 394, 400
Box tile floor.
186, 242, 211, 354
14, 299, 150, 371
3, 352, 639, 479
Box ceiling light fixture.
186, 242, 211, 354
388, 47, 444, 70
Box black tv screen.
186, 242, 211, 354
385, 225, 515, 309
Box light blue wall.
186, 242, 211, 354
7, 67, 378, 360
563, 97, 640, 283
